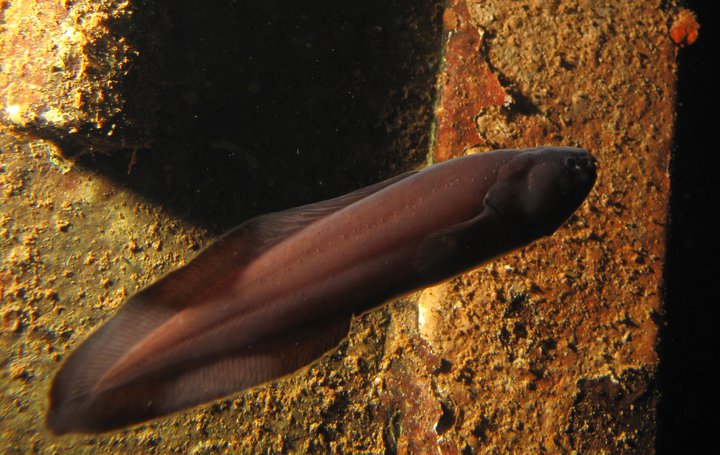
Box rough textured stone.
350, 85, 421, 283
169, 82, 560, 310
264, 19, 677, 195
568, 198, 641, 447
416, 1, 686, 452
0, 0, 162, 152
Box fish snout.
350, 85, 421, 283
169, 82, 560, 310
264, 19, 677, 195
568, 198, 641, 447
562, 150, 598, 187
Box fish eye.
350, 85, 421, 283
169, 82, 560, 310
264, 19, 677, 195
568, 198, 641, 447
564, 157, 578, 170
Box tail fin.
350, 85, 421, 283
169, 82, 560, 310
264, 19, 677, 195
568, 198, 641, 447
47, 169, 418, 434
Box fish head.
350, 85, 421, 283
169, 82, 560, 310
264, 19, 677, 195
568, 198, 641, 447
484, 147, 597, 237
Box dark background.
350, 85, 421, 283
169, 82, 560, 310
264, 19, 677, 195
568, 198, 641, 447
76, 0, 443, 235
658, 1, 718, 452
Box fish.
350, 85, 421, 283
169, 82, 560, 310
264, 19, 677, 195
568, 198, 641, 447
46, 146, 597, 434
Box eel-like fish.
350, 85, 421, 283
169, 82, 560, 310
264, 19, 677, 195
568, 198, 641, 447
47, 146, 596, 434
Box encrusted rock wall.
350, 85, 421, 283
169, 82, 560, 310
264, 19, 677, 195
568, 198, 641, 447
0, 0, 162, 151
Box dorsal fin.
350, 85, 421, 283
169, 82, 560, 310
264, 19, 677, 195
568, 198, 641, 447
125, 169, 420, 311
246, 169, 419, 246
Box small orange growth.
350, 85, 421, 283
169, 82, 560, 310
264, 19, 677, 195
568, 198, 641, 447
670, 9, 699, 46
442, 7, 460, 31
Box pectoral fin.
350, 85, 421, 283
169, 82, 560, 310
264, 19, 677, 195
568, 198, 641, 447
414, 208, 503, 280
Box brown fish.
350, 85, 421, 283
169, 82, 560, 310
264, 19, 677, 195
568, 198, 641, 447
47, 146, 596, 434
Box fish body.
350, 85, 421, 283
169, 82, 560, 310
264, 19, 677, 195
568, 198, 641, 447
47, 146, 596, 434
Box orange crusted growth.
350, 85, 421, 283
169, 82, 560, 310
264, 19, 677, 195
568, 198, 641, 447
670, 9, 699, 46
433, 0, 510, 162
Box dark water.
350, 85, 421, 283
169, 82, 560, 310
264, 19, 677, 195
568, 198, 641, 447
75, 0, 444, 235
658, 0, 719, 453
